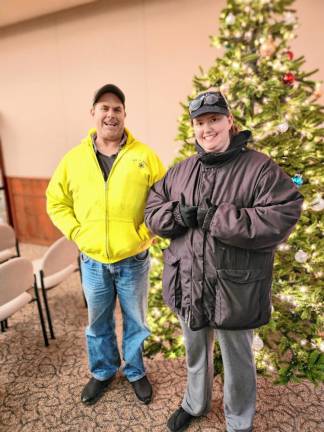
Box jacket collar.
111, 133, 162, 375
196, 130, 251, 167
91, 131, 127, 154
83, 127, 134, 149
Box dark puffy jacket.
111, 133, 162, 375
144, 131, 303, 330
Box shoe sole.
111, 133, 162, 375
166, 416, 193, 432
167, 424, 191, 432
139, 396, 152, 405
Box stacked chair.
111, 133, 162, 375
32, 236, 82, 340
0, 225, 84, 345
0, 222, 20, 332
0, 257, 49, 346
0, 222, 20, 263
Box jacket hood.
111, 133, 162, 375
196, 130, 252, 167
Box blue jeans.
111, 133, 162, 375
80, 250, 150, 382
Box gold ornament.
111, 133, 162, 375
313, 86, 323, 100
260, 37, 276, 57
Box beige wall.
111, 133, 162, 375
0, 0, 323, 177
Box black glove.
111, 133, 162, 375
178, 193, 198, 228
197, 198, 217, 230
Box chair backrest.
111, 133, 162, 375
0, 257, 34, 305
41, 237, 79, 277
0, 223, 16, 251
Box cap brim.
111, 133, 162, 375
190, 105, 229, 119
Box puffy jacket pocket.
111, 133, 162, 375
162, 249, 182, 309
215, 269, 266, 329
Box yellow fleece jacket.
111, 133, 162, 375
46, 128, 165, 263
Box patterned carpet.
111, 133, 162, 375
0, 244, 323, 432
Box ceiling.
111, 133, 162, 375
0, 0, 98, 28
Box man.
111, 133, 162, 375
144, 90, 303, 432
47, 84, 165, 406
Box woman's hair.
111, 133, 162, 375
230, 123, 240, 137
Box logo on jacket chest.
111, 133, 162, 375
131, 158, 146, 169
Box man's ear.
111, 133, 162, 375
90, 106, 95, 117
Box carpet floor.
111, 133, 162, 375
0, 244, 323, 432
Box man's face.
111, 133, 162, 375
193, 113, 233, 153
91, 93, 126, 142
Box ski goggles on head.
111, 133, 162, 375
189, 91, 230, 119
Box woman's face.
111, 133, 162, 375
193, 113, 233, 153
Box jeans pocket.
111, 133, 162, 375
80, 252, 90, 263
162, 248, 182, 309
133, 249, 149, 262
215, 269, 266, 329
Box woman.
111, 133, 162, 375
144, 90, 303, 432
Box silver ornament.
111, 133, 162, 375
295, 250, 308, 263
277, 121, 289, 133
311, 197, 324, 212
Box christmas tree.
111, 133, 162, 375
145, 0, 324, 383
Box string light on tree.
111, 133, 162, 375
284, 11, 296, 24
278, 243, 290, 251
244, 31, 253, 41
226, 12, 236, 25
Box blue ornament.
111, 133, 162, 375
291, 174, 303, 187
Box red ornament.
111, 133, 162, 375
283, 72, 295, 85
285, 50, 294, 60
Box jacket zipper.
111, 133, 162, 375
105, 180, 109, 259
104, 146, 130, 260
186, 161, 205, 328
89, 142, 111, 260
201, 165, 217, 322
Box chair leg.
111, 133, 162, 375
4, 319, 8, 328
40, 270, 55, 339
16, 240, 20, 257
1, 321, 6, 332
78, 256, 87, 308
33, 276, 49, 347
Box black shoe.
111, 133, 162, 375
81, 376, 115, 405
130, 375, 152, 404
167, 407, 195, 432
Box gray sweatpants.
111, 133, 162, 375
179, 318, 256, 432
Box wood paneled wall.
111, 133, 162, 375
6, 177, 61, 245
